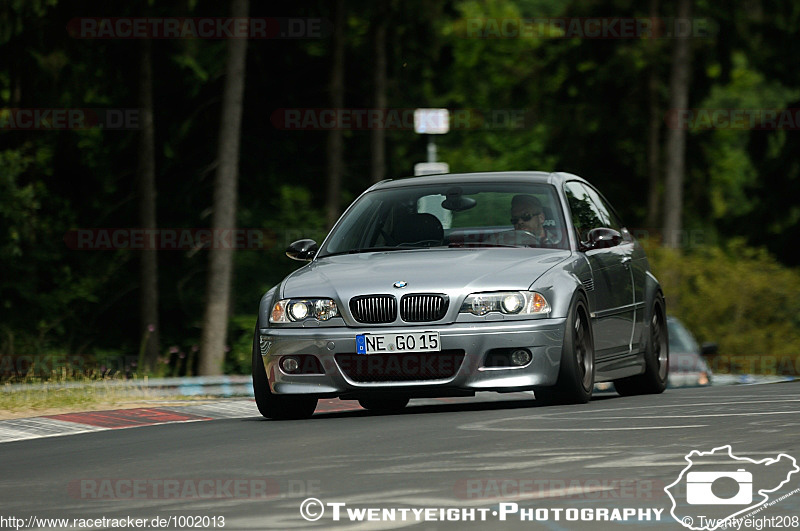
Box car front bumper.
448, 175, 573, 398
258, 318, 567, 397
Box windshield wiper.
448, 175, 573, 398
320, 247, 405, 257
448, 242, 518, 248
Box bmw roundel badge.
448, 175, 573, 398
393, 281, 408, 288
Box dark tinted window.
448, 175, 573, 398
564, 182, 605, 240
582, 185, 623, 231
564, 181, 627, 242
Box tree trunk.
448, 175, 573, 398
662, 0, 692, 248
137, 37, 159, 371
645, 0, 661, 230
370, 12, 387, 184
326, 0, 345, 227
198, 0, 249, 375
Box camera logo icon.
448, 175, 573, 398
686, 469, 752, 505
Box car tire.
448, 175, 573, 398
535, 292, 594, 405
251, 327, 318, 420
613, 294, 669, 396
358, 396, 410, 412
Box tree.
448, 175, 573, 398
198, 0, 249, 376
370, 4, 387, 184
645, 0, 662, 230
325, 0, 345, 227
137, 36, 159, 371
663, 0, 693, 247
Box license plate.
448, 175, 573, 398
356, 332, 440, 355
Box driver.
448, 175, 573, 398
509, 194, 556, 246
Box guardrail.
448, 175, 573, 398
709, 374, 796, 386
1, 375, 254, 397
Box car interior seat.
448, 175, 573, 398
392, 212, 444, 247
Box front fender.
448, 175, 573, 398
530, 253, 590, 319
643, 270, 664, 319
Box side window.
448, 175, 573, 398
564, 182, 605, 240
582, 185, 623, 231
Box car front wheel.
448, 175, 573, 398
535, 292, 594, 405
251, 327, 318, 420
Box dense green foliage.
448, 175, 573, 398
648, 242, 800, 374
1, 0, 799, 377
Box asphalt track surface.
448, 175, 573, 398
1, 382, 799, 530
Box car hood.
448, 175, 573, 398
281, 248, 571, 301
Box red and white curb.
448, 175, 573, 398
0, 399, 365, 444
0, 392, 544, 444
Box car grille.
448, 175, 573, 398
400, 294, 449, 322
349, 295, 397, 324
335, 351, 465, 382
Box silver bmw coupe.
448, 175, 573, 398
252, 172, 668, 419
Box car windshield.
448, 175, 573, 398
317, 181, 570, 257
667, 318, 700, 353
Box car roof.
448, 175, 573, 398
367, 171, 587, 191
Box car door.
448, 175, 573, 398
564, 181, 636, 359
581, 184, 645, 353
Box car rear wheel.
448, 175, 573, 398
535, 292, 594, 405
358, 396, 410, 412
251, 328, 318, 420
613, 295, 668, 396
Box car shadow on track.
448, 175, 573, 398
242, 393, 619, 421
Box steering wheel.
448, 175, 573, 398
495, 229, 540, 247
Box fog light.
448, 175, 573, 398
510, 349, 532, 366
281, 356, 300, 373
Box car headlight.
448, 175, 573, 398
460, 291, 550, 316
270, 298, 339, 323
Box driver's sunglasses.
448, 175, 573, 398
511, 211, 541, 224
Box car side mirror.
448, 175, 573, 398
584, 227, 622, 250
286, 239, 318, 261
700, 342, 718, 356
